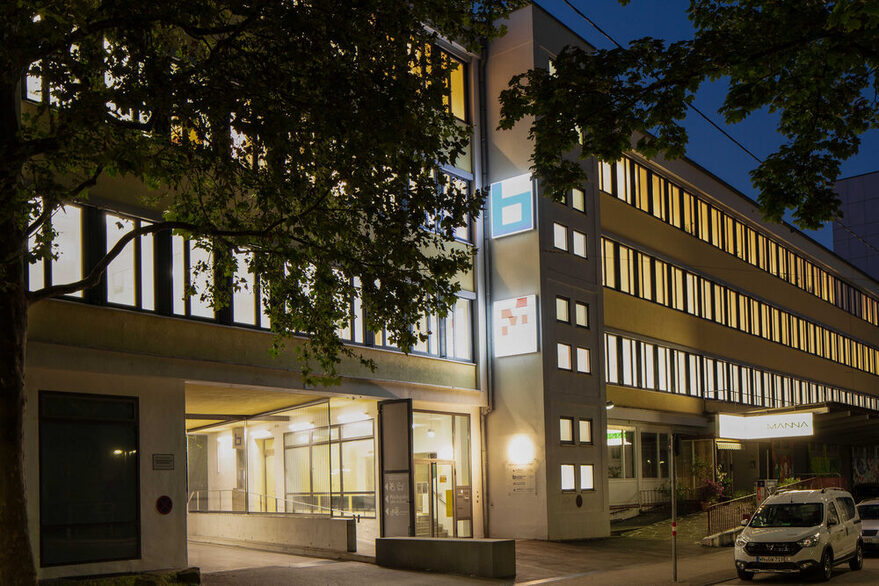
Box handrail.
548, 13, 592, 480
186, 488, 366, 520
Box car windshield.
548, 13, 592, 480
749, 503, 824, 528
858, 504, 879, 520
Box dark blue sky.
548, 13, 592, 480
535, 0, 879, 249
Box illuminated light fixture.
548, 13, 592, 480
427, 428, 436, 438
250, 429, 272, 439
507, 434, 535, 466
716, 440, 743, 451
289, 422, 315, 432
337, 411, 369, 424
606, 401, 615, 410
113, 449, 123, 455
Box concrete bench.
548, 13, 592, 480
375, 537, 515, 578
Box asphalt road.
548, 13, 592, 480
719, 551, 879, 584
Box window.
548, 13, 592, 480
560, 418, 574, 443
578, 419, 593, 444
607, 428, 635, 478
641, 432, 658, 478
231, 250, 269, 327
40, 392, 139, 566
29, 204, 84, 298
580, 465, 594, 490
553, 223, 568, 250
561, 464, 575, 491
556, 297, 570, 322
572, 188, 586, 213
572, 230, 587, 258
576, 347, 591, 373
557, 343, 572, 370
172, 235, 215, 318
105, 213, 155, 310
575, 302, 589, 327
444, 297, 473, 361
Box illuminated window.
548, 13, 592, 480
553, 223, 567, 251
575, 302, 589, 327
557, 343, 572, 370
51, 205, 83, 298
572, 188, 586, 212
572, 230, 587, 258
576, 347, 591, 373
105, 213, 155, 310
561, 464, 575, 491
578, 419, 592, 444
560, 418, 574, 443
556, 297, 570, 322
580, 465, 594, 490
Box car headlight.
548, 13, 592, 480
735, 535, 749, 548
797, 533, 821, 548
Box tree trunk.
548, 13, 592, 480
0, 217, 37, 582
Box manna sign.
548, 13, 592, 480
718, 412, 814, 440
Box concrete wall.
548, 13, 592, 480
188, 512, 356, 553
25, 369, 187, 580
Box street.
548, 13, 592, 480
719, 552, 879, 585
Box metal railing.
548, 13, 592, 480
186, 489, 372, 520
706, 474, 843, 535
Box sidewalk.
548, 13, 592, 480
193, 511, 738, 585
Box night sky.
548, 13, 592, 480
534, 0, 879, 250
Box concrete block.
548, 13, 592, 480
375, 537, 515, 579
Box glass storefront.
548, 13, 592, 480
186, 398, 376, 517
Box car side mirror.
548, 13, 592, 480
740, 519, 749, 527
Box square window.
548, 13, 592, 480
576, 347, 591, 373
555, 297, 570, 322
575, 302, 589, 327
572, 231, 587, 258
580, 464, 594, 490
561, 464, 575, 491
553, 223, 568, 251
578, 419, 593, 444
560, 417, 574, 443
557, 343, 572, 370
572, 188, 586, 212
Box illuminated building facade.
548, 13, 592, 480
20, 3, 879, 580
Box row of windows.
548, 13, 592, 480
599, 157, 879, 328
553, 223, 587, 258
28, 204, 474, 362
559, 417, 592, 445
557, 343, 591, 373
561, 463, 594, 492
605, 333, 879, 411
601, 237, 879, 377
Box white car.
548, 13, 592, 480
734, 488, 863, 581
857, 498, 879, 550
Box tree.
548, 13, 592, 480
499, 0, 879, 230
0, 1, 522, 581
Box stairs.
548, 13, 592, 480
415, 515, 451, 538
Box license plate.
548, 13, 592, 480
757, 556, 785, 563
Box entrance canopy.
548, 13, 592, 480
185, 382, 329, 431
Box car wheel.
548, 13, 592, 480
849, 541, 864, 571
816, 548, 833, 582
736, 567, 754, 581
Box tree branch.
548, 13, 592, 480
25, 217, 291, 304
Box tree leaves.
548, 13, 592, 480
499, 0, 879, 230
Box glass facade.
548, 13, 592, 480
602, 237, 879, 376
600, 157, 879, 328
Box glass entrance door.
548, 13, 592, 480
414, 459, 457, 537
